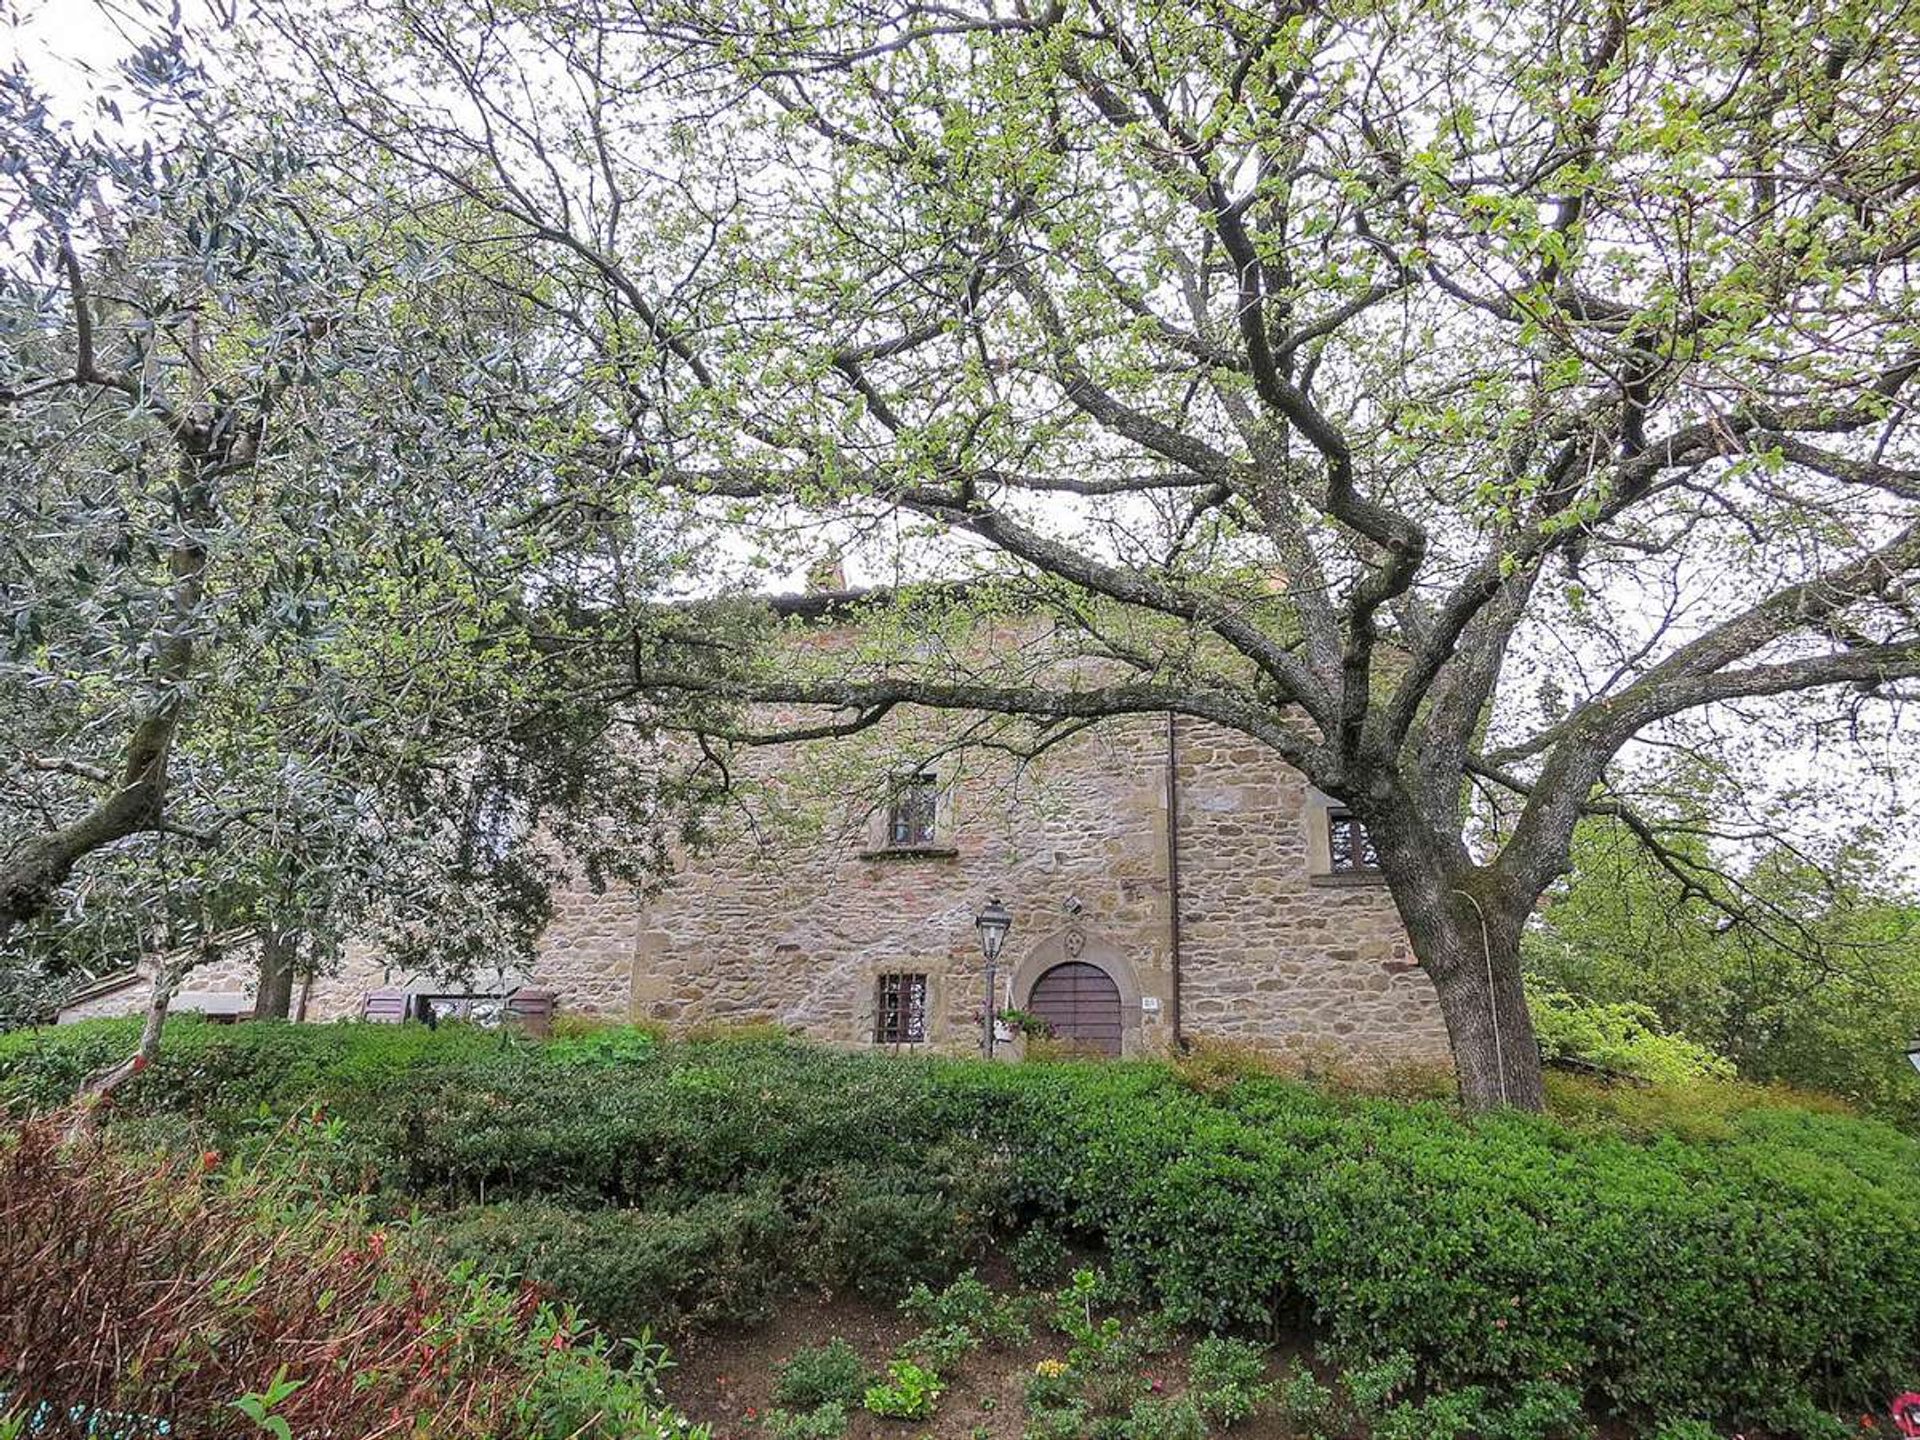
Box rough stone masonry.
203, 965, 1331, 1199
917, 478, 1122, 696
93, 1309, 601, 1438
299, 704, 1452, 1069
69, 603, 1453, 1070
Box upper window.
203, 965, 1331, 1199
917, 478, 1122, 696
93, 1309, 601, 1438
887, 773, 939, 848
874, 972, 929, 1044
1327, 808, 1380, 874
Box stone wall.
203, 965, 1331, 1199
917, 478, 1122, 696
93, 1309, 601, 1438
621, 711, 1182, 1055
1173, 721, 1451, 1063
309, 708, 1454, 1070
56, 949, 263, 1024
59, 654, 1454, 1074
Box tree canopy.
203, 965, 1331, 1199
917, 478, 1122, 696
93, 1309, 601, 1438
0, 43, 732, 1021
237, 0, 1920, 1107
3, 0, 1916, 1105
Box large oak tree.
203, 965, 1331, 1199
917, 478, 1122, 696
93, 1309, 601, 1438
261, 0, 1920, 1107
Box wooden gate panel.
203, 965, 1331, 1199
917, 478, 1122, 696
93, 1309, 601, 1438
1027, 961, 1123, 1056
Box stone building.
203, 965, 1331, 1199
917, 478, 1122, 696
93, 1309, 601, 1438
57, 603, 1453, 1069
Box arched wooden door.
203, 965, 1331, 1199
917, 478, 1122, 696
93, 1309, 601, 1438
1027, 962, 1123, 1056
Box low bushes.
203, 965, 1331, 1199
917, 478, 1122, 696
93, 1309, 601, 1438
417, 1161, 992, 1338
422, 1190, 799, 1337
0, 1014, 515, 1117
962, 1063, 1920, 1433
5, 1020, 1918, 1434
1528, 987, 1735, 1084
0, 1115, 702, 1439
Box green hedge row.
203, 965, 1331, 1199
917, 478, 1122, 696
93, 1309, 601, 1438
5, 1019, 1916, 1433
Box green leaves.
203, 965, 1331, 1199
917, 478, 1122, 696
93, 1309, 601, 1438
1, 61, 733, 1005
231, 1366, 305, 1440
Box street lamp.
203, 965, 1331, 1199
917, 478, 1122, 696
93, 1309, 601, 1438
1906, 1034, 1920, 1075
975, 896, 1013, 1059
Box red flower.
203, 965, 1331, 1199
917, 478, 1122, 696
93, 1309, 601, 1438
1890, 1393, 1920, 1439
131, 1054, 149, 1073
199, 1150, 220, 1170
547, 1331, 571, 1351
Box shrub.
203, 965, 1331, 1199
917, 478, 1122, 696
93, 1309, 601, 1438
1120, 1394, 1207, 1440
798, 1154, 1002, 1296
1529, 988, 1735, 1085
0, 1015, 512, 1120
1277, 1362, 1341, 1440
1188, 1336, 1275, 1426
543, 1019, 665, 1067
8, 1024, 1919, 1433
861, 1359, 942, 1419
0, 1116, 702, 1439
760, 1402, 847, 1439
1647, 1424, 1719, 1440
772, 1339, 870, 1410
419, 1188, 797, 1334
900, 1269, 1031, 1347
943, 1057, 1920, 1430
1006, 1223, 1069, 1285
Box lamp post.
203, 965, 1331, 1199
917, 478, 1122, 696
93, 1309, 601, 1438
975, 896, 1013, 1059
1906, 1034, 1920, 1076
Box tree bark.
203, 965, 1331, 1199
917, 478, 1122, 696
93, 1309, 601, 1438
70, 957, 188, 1134
1, 445, 212, 940
0, 763, 167, 939
253, 927, 298, 1020
1423, 928, 1547, 1112
1372, 824, 1547, 1112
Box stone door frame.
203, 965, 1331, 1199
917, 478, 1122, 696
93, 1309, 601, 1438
1009, 925, 1143, 1057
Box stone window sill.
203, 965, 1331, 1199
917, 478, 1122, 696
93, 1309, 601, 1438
1309, 870, 1387, 887
859, 846, 960, 862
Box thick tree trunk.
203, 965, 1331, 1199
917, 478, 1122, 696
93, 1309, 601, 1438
0, 773, 165, 938
254, 927, 298, 1020
1, 444, 209, 940
1424, 933, 1546, 1112
1379, 841, 1547, 1111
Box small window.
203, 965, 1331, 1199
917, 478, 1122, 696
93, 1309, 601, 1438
887, 773, 938, 848
874, 972, 929, 1044
1327, 809, 1380, 873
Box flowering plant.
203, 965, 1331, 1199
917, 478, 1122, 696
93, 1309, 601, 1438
1891, 1393, 1920, 1439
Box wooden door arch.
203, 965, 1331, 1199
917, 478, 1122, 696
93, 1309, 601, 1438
1026, 961, 1123, 1056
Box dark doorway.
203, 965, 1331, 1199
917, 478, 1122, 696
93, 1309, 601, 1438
1026, 961, 1124, 1056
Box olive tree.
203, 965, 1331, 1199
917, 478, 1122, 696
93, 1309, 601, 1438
0, 41, 729, 1037
266, 0, 1920, 1108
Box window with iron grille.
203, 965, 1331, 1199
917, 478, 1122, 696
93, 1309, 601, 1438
887, 773, 938, 847
1327, 808, 1380, 873
874, 972, 929, 1044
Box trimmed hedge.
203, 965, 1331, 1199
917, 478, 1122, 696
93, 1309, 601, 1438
5, 1020, 1917, 1432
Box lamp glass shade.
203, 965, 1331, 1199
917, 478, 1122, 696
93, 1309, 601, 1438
1907, 1037, 1920, 1075
975, 897, 1013, 963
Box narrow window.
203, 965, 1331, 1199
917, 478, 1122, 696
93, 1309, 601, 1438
874, 972, 929, 1044
1327, 808, 1380, 873
887, 773, 938, 847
